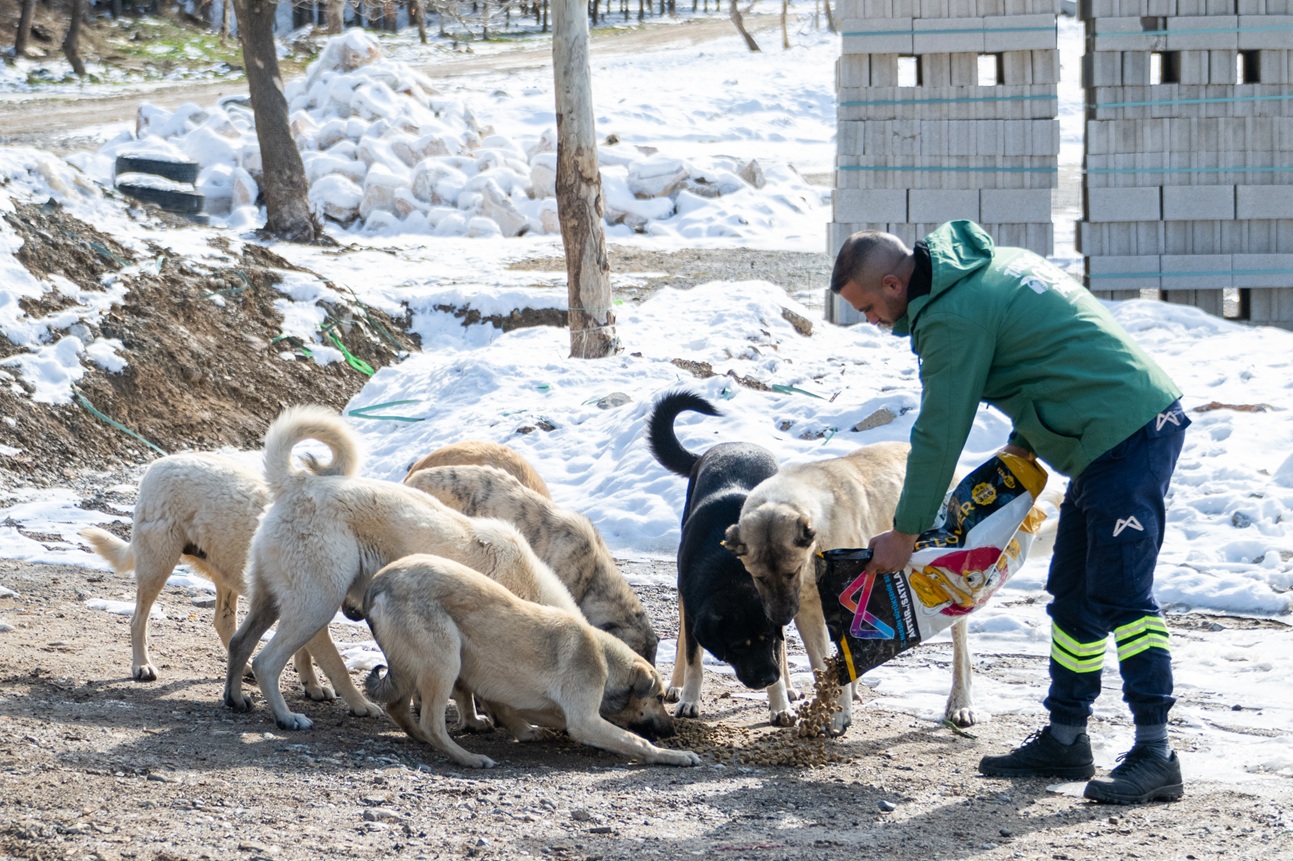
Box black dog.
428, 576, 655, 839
647, 390, 796, 726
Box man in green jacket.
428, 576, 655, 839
831, 220, 1190, 804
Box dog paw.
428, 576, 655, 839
786, 686, 802, 702
457, 754, 496, 769
673, 700, 700, 719
651, 748, 701, 767
456, 715, 495, 734
768, 708, 796, 727
223, 691, 254, 713
275, 712, 314, 731
945, 706, 978, 728
349, 700, 384, 719
826, 713, 851, 738
303, 682, 337, 702
664, 686, 682, 704
133, 664, 158, 682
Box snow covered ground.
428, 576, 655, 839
2, 13, 1291, 787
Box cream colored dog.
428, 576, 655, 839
403, 441, 552, 499
223, 406, 580, 731
723, 441, 977, 735
363, 554, 699, 768
405, 463, 659, 664
79, 453, 319, 692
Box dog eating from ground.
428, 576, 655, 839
646, 390, 797, 725
223, 405, 581, 731
79, 453, 321, 693
723, 441, 978, 735
362, 554, 699, 768
403, 440, 552, 499
405, 463, 659, 664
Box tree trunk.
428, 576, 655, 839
62, 0, 87, 77
412, 0, 427, 42
234, 0, 323, 243
325, 0, 344, 32
14, 0, 36, 58
822, 0, 835, 33
221, 0, 232, 44
552, 0, 617, 359
729, 0, 760, 52
781, 0, 789, 48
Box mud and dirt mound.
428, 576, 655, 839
0, 200, 414, 488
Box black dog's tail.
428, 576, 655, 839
646, 390, 721, 477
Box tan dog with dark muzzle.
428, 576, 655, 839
363, 554, 699, 769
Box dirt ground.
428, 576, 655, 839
2, 552, 1292, 861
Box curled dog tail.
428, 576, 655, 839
262, 405, 361, 498
79, 527, 134, 574
363, 664, 408, 705
646, 389, 720, 477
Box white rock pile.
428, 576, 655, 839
97, 29, 823, 239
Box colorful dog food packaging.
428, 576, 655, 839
815, 450, 1049, 685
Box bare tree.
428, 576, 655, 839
552, 0, 617, 358
233, 0, 324, 242
410, 0, 428, 42
822, 0, 835, 33
62, 0, 87, 77
729, 0, 760, 52
781, 0, 789, 49
14, 0, 36, 59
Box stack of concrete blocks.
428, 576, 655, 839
1079, 0, 1293, 327
827, 0, 1062, 324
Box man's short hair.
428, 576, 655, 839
829, 231, 910, 294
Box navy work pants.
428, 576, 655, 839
1043, 401, 1189, 728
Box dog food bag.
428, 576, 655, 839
815, 450, 1049, 685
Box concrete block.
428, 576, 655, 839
1207, 0, 1237, 12
1248, 289, 1293, 328
1002, 51, 1033, 85
984, 14, 1056, 52
1168, 16, 1238, 50
1237, 16, 1293, 49
1162, 287, 1227, 314
951, 53, 979, 86
913, 18, 984, 54
1032, 48, 1061, 83
1255, 49, 1288, 84
837, 54, 870, 88
981, 188, 1053, 222
1237, 0, 1264, 12
1233, 254, 1293, 287
841, 20, 914, 54
922, 54, 952, 88
1210, 49, 1239, 83
834, 189, 910, 223
1145, 0, 1175, 14
909, 189, 981, 223
1087, 186, 1162, 221
1161, 254, 1234, 289
1163, 185, 1236, 220
1237, 185, 1293, 219
869, 55, 900, 88
1087, 254, 1163, 290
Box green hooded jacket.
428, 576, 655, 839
888, 220, 1182, 534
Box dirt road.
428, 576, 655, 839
0, 14, 779, 153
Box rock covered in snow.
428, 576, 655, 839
94, 28, 823, 240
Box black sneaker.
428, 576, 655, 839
1084, 746, 1184, 804
978, 727, 1096, 780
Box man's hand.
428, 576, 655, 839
865, 529, 919, 574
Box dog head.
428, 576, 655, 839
586, 603, 660, 667
723, 501, 816, 626
600, 651, 675, 741
691, 597, 783, 690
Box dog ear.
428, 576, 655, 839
722, 524, 747, 556
794, 514, 816, 548
630, 664, 658, 699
